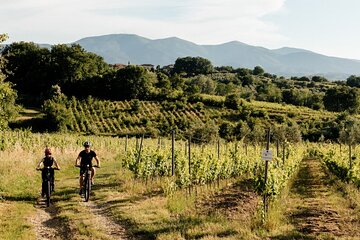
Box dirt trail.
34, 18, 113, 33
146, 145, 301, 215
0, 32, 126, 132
81, 201, 130, 240
29, 199, 72, 240
197, 179, 260, 222
273, 158, 360, 239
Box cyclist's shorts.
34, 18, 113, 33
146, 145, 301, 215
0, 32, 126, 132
79, 166, 93, 176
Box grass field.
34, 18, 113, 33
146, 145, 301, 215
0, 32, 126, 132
1, 132, 360, 239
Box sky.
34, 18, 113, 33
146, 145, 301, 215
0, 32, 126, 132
1, 0, 360, 59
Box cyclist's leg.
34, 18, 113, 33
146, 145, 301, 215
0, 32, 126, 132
41, 170, 46, 196
50, 168, 55, 191
91, 167, 96, 184
79, 167, 85, 193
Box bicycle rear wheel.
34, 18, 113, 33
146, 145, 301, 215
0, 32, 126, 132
46, 181, 51, 207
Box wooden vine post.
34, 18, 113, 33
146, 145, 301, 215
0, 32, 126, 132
262, 129, 272, 215
137, 134, 144, 163
171, 130, 175, 176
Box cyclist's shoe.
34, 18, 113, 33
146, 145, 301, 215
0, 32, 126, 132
91, 180, 95, 186
79, 189, 83, 195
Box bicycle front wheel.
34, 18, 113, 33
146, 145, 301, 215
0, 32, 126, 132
84, 176, 91, 202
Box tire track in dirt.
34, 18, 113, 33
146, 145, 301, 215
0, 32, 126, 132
29, 198, 73, 240
80, 201, 130, 240
273, 158, 360, 239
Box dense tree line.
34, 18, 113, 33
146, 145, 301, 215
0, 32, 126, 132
3, 41, 360, 114
4, 41, 360, 142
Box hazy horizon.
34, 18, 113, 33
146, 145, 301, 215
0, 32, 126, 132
1, 0, 360, 60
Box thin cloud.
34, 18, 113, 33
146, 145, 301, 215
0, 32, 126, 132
0, 0, 287, 46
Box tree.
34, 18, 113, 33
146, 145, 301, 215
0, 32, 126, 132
2, 42, 110, 103
239, 74, 254, 86
51, 44, 109, 83
323, 87, 360, 113
225, 94, 242, 110
219, 122, 234, 141
2, 41, 52, 97
0, 34, 20, 129
256, 82, 282, 103
190, 121, 219, 144
339, 118, 360, 169
0, 34, 8, 82
312, 75, 328, 82
253, 66, 265, 75
173, 56, 213, 76
346, 75, 360, 87
112, 65, 157, 100
188, 75, 217, 95
42, 98, 71, 131
233, 121, 250, 141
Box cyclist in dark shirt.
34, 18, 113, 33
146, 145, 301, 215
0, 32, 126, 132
75, 141, 100, 194
36, 148, 60, 195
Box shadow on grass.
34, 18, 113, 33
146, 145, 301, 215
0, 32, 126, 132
114, 214, 206, 240
52, 187, 78, 202
290, 160, 316, 198
271, 231, 317, 240
9, 117, 50, 133
1, 194, 38, 202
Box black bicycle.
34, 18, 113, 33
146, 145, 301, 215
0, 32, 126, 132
78, 164, 99, 202
37, 166, 59, 207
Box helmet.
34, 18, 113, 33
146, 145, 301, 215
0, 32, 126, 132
45, 148, 52, 155
83, 141, 91, 147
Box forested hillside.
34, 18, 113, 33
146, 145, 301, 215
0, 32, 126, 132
2, 41, 360, 143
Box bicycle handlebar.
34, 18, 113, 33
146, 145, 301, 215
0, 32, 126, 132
36, 167, 60, 170
75, 165, 100, 168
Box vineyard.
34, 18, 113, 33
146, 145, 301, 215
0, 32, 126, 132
1, 130, 360, 239
44, 97, 339, 137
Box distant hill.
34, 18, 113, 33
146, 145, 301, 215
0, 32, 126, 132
4, 34, 360, 80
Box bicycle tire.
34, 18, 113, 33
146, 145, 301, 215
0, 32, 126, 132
84, 174, 91, 202
46, 180, 51, 207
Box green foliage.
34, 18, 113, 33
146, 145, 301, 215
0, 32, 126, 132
312, 75, 328, 82
256, 82, 282, 103
188, 94, 224, 107
219, 122, 235, 141
0, 34, 20, 129
130, 99, 141, 112
190, 121, 219, 144
346, 75, 360, 87
252, 66, 265, 76
0, 34, 8, 81
188, 75, 217, 95
224, 94, 242, 110
323, 87, 360, 113
2, 42, 52, 98
51, 44, 109, 84
2, 42, 110, 104
233, 121, 251, 141
0, 80, 19, 130
42, 97, 71, 131
113, 65, 157, 100
338, 117, 360, 145
173, 56, 213, 76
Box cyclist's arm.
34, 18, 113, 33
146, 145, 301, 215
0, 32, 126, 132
75, 155, 81, 166
94, 156, 100, 167
36, 159, 43, 169
53, 158, 61, 170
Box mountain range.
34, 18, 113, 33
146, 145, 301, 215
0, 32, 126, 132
11, 34, 360, 80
